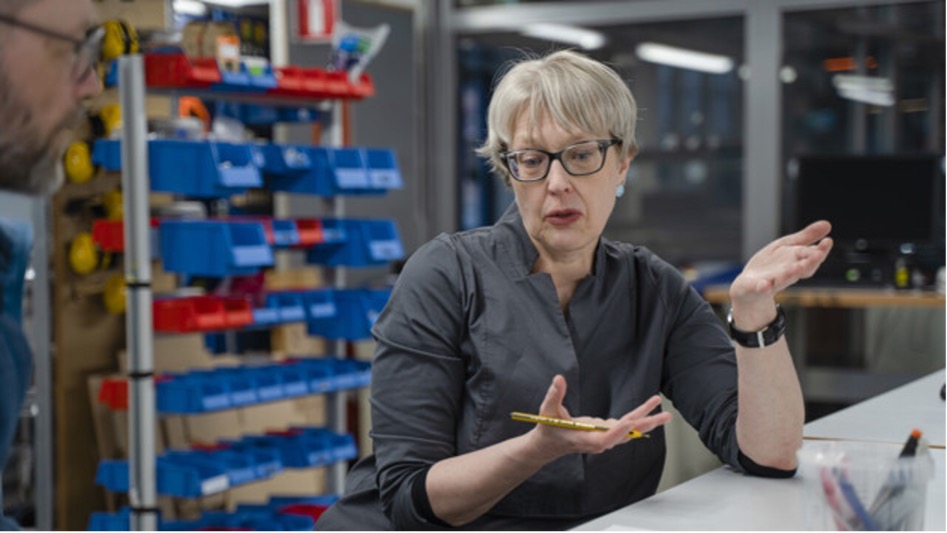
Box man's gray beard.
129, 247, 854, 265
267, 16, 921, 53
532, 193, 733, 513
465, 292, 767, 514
0, 69, 74, 196
26, 150, 65, 195
0, 136, 66, 196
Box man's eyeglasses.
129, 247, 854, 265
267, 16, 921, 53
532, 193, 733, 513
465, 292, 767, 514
501, 139, 622, 182
0, 15, 104, 83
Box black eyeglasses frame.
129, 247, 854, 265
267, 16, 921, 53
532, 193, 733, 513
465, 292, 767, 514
500, 138, 623, 183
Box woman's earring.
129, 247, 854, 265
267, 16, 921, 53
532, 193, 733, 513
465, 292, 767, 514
616, 183, 625, 198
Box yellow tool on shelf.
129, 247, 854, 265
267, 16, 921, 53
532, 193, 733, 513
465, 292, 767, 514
102, 273, 127, 314
89, 103, 122, 139
63, 141, 96, 184
102, 189, 124, 221
101, 19, 139, 63
68, 232, 101, 275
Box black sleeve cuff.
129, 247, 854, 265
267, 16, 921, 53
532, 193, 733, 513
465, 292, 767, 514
737, 449, 796, 478
411, 465, 453, 528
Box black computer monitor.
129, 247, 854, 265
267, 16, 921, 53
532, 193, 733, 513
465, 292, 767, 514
791, 154, 944, 287
793, 154, 944, 249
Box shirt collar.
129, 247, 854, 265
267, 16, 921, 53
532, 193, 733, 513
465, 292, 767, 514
493, 202, 606, 281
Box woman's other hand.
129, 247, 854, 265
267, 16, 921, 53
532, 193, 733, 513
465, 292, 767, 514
729, 220, 833, 329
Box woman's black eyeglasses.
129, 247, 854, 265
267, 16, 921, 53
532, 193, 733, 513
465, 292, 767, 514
501, 139, 622, 182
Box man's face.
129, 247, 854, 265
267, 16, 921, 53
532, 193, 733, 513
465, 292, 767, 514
0, 0, 102, 195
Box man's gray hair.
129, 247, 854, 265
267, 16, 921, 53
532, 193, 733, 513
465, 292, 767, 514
0, 0, 33, 42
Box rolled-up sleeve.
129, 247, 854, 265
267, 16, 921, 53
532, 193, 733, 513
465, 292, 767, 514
369, 235, 468, 529
649, 257, 744, 471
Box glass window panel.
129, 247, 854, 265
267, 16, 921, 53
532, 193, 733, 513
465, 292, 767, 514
780, 2, 945, 257
456, 16, 745, 265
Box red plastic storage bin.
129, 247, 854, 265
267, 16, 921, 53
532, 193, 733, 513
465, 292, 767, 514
294, 219, 325, 247
153, 296, 253, 333
145, 53, 221, 88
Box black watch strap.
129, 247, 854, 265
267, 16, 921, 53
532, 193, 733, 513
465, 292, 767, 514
727, 304, 786, 348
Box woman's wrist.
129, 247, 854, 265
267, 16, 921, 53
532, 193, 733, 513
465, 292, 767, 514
727, 298, 778, 332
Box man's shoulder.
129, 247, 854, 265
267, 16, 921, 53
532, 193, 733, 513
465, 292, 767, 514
0, 314, 32, 378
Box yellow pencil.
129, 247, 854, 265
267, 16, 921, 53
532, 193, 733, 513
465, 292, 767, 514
510, 412, 648, 439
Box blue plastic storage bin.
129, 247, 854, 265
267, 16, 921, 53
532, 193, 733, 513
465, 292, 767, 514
270, 218, 301, 247
151, 139, 264, 198
218, 102, 318, 126
96, 429, 356, 498
95, 460, 130, 492
267, 494, 340, 509
163, 509, 314, 531
156, 372, 233, 413
268, 291, 307, 322
306, 288, 391, 341
273, 363, 310, 397
234, 290, 308, 330
365, 148, 404, 190
159, 220, 274, 277
88, 509, 130, 531
158, 456, 231, 497
330, 147, 371, 191
164, 449, 258, 487
253, 365, 287, 402
290, 358, 337, 394
302, 288, 336, 320
96, 457, 231, 497
330, 358, 372, 390
266, 146, 335, 195
153, 357, 372, 414
290, 427, 358, 463
252, 303, 281, 326
305, 219, 403, 268
91, 139, 122, 171
95, 139, 266, 198
264, 146, 400, 196
209, 368, 259, 407
258, 143, 313, 177
262, 432, 336, 468
228, 505, 318, 531
90, 505, 318, 532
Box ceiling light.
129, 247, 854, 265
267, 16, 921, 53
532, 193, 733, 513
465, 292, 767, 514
173, 0, 208, 16
635, 42, 734, 74
832, 74, 894, 106
200, 0, 270, 8
521, 23, 606, 50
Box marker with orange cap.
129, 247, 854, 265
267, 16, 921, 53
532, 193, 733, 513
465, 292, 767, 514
897, 428, 923, 458
867, 428, 925, 527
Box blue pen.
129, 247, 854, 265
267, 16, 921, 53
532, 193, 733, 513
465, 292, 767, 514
836, 469, 880, 531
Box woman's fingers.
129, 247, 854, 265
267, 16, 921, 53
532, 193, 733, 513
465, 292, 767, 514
538, 374, 570, 419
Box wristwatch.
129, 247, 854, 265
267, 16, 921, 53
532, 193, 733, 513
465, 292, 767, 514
727, 305, 786, 348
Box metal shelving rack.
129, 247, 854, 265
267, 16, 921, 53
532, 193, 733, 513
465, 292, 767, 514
115, 63, 365, 530
116, 55, 158, 532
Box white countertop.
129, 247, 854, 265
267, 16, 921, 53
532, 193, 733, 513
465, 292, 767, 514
574, 370, 947, 531
804, 369, 945, 447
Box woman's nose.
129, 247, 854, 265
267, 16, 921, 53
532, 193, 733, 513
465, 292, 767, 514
545, 160, 572, 192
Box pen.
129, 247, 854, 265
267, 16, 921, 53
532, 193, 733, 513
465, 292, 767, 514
510, 412, 648, 439
836, 468, 880, 531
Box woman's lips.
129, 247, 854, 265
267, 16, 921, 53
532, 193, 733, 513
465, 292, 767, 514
545, 209, 581, 225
